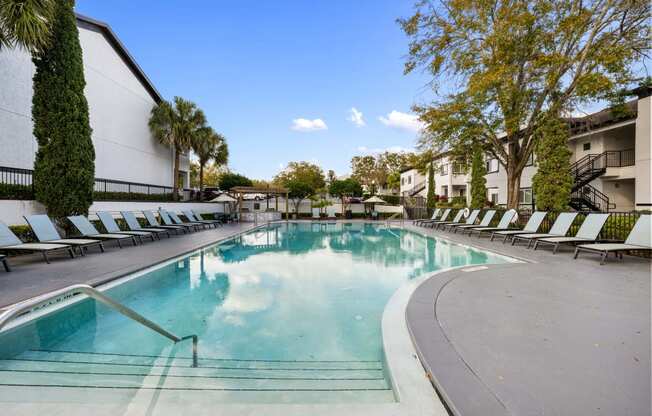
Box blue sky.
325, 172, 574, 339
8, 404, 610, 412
76, 1, 432, 180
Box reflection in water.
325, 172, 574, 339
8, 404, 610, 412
1, 223, 507, 364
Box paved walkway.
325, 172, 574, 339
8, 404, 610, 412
405, 224, 650, 416
0, 222, 256, 308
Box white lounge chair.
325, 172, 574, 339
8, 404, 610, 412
467, 209, 517, 237
453, 210, 496, 234
443, 209, 480, 231
68, 215, 138, 248
24, 215, 104, 256
511, 212, 579, 248
490, 211, 548, 243
414, 208, 441, 226
0, 221, 74, 264
574, 215, 651, 264
534, 213, 610, 253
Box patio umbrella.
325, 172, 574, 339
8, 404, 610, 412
210, 193, 238, 213
363, 196, 386, 215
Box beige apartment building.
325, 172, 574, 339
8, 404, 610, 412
400, 88, 651, 212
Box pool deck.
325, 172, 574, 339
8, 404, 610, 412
404, 223, 650, 416
0, 220, 649, 416
0, 222, 256, 309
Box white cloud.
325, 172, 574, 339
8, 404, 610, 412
356, 145, 413, 155
347, 107, 365, 127
291, 118, 328, 132
378, 110, 425, 133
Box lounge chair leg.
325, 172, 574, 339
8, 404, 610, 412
42, 252, 50, 264
131, 237, 138, 246
99, 243, 105, 253
117, 240, 122, 249
503, 235, 509, 244
600, 252, 607, 265
490, 233, 495, 242
533, 241, 539, 250
573, 247, 580, 259
79, 247, 86, 256
552, 243, 559, 254
527, 239, 533, 249
2, 258, 10, 272
68, 248, 75, 258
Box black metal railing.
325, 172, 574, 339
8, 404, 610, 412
0, 165, 190, 202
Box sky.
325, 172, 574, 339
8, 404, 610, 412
75, 0, 433, 180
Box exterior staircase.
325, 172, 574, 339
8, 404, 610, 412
569, 149, 633, 212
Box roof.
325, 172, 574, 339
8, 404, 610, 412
75, 13, 163, 103
567, 100, 637, 136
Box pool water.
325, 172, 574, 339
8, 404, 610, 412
0, 222, 510, 406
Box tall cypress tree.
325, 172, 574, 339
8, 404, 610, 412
532, 116, 572, 211
32, 0, 95, 221
470, 145, 487, 208
426, 161, 436, 208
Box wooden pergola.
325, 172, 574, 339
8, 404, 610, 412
230, 186, 290, 220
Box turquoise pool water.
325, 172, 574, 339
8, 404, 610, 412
0, 222, 510, 404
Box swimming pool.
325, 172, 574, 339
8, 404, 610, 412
0, 222, 511, 408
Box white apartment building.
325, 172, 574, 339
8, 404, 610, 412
400, 88, 652, 212
0, 14, 189, 189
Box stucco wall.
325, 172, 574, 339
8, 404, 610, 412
0, 200, 226, 226
635, 96, 651, 210
0, 23, 184, 186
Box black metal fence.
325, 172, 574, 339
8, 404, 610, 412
0, 165, 190, 202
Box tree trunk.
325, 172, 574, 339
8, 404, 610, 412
173, 150, 180, 201
199, 163, 204, 201
506, 167, 521, 209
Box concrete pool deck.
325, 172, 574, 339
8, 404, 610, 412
0, 220, 649, 415
405, 223, 650, 416
0, 222, 256, 309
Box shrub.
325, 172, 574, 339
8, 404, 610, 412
32, 0, 95, 222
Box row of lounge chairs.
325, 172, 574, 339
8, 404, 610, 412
414, 208, 651, 265
0, 209, 224, 271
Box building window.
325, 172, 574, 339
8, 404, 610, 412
440, 164, 448, 175
487, 189, 499, 204
401, 177, 405, 186
583, 142, 591, 151
452, 162, 466, 175
525, 152, 534, 167
441, 185, 448, 197
486, 158, 499, 173
519, 188, 533, 205
254, 202, 261, 210
408, 176, 412, 185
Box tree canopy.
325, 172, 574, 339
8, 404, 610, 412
273, 161, 326, 213
149, 96, 206, 200
329, 178, 363, 214
191, 126, 228, 200
219, 172, 252, 191
401, 0, 650, 208
351, 151, 416, 192
0, 0, 54, 52
32, 0, 94, 221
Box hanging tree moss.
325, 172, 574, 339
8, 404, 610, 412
532, 115, 573, 211
32, 0, 95, 221
470, 144, 487, 208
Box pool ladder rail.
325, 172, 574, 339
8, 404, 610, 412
0, 284, 199, 367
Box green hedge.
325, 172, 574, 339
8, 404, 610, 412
93, 191, 174, 202
0, 183, 34, 200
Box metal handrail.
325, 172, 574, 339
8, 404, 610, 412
0, 284, 198, 367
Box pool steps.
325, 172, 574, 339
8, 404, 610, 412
0, 349, 395, 403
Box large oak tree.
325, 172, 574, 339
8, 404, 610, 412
401, 0, 649, 208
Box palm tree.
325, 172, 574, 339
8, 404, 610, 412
192, 126, 228, 200
0, 0, 54, 52
149, 96, 206, 200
